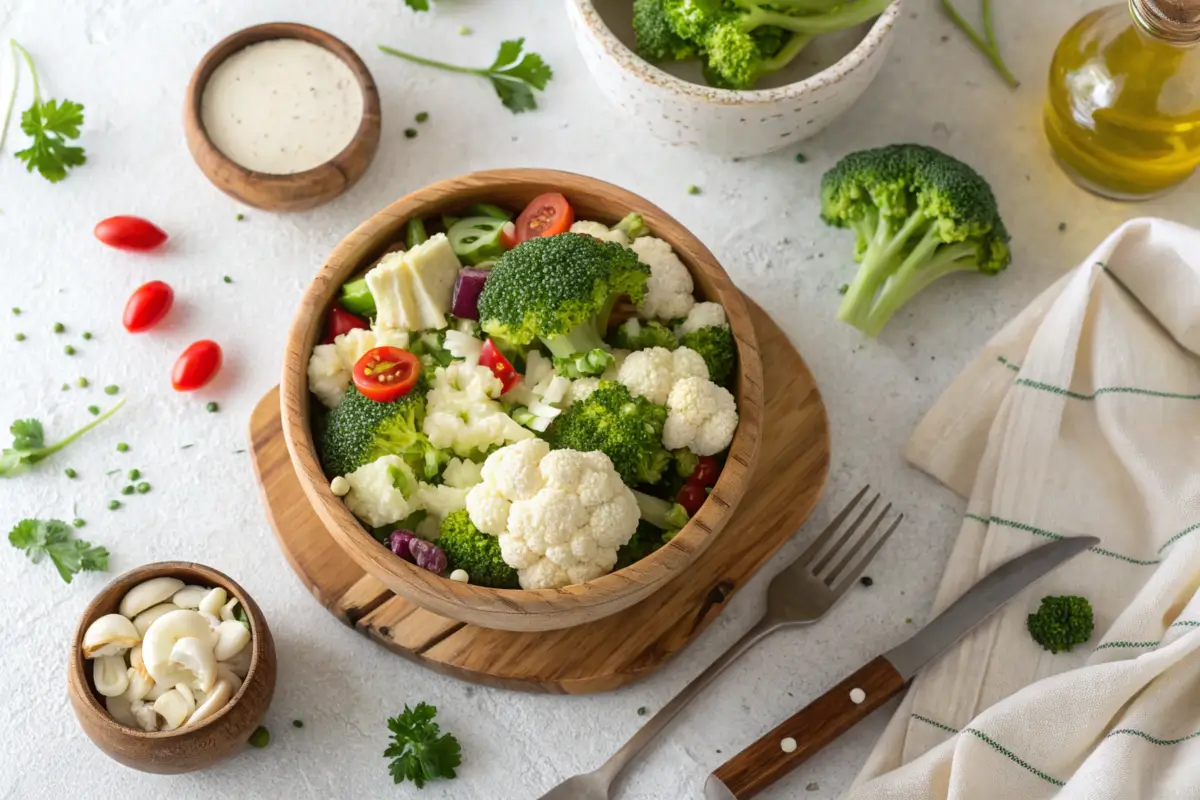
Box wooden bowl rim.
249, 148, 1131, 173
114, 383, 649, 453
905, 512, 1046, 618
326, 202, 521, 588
70, 561, 268, 740
279, 168, 764, 621
183, 22, 381, 192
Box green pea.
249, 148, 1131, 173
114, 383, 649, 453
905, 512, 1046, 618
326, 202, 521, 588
122, 485, 136, 495
415, 112, 429, 123
404, 128, 418, 139
129, 469, 141, 481
223, 276, 233, 284
116, 443, 130, 453
72, 518, 86, 528
11, 307, 19, 315
53, 322, 65, 333
64, 345, 76, 356
14, 333, 25, 342
61, 383, 70, 391
206, 402, 219, 413
248, 726, 270, 748
104, 385, 119, 395
87, 405, 100, 416
77, 377, 89, 388
236, 213, 245, 222
82, 331, 93, 340
136, 482, 151, 494
65, 468, 77, 479
108, 500, 121, 511
687, 185, 701, 195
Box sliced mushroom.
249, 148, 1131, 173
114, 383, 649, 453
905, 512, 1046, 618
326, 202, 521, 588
168, 636, 217, 693
213, 620, 251, 662
106, 693, 138, 728
131, 700, 158, 732
132, 603, 180, 637
82, 614, 140, 658
153, 689, 191, 731
198, 587, 227, 617
93, 654, 130, 697
171, 584, 208, 609
142, 610, 214, 685
123, 667, 153, 702
215, 663, 243, 694
186, 679, 233, 727
219, 597, 241, 622
119, 577, 185, 618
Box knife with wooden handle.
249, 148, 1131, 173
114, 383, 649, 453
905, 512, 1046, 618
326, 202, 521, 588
704, 535, 1099, 800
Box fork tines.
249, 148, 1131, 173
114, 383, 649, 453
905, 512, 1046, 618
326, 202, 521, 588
801, 485, 903, 595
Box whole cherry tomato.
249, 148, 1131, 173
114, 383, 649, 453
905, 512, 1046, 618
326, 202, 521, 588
94, 216, 169, 251
122, 281, 174, 333
172, 340, 223, 392
323, 304, 369, 344
514, 193, 574, 243
677, 484, 708, 517
687, 456, 721, 488
479, 339, 518, 393
352, 347, 421, 403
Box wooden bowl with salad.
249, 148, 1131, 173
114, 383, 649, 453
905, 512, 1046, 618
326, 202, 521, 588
281, 169, 763, 632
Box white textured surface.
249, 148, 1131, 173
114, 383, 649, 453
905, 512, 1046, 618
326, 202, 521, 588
0, 1, 1196, 799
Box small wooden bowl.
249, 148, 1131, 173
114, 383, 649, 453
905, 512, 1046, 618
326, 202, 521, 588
68, 562, 277, 774
183, 23, 381, 212
280, 169, 764, 632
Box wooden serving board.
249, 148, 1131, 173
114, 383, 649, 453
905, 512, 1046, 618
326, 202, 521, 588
249, 300, 829, 693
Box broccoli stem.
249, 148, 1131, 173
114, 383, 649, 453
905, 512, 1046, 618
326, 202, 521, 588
760, 32, 814, 74
861, 239, 977, 337
837, 210, 929, 329
739, 0, 894, 35
542, 321, 610, 360
634, 491, 690, 532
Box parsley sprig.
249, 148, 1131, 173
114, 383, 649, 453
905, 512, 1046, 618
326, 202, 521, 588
379, 38, 552, 113
384, 703, 462, 789
1, 398, 126, 478
9, 518, 109, 583
3, 40, 87, 182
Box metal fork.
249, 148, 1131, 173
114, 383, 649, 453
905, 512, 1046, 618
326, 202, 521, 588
537, 486, 903, 800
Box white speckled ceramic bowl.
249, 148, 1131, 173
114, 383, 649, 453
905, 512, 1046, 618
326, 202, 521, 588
565, 0, 902, 157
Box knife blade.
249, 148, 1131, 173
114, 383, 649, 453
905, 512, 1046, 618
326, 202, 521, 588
704, 534, 1099, 800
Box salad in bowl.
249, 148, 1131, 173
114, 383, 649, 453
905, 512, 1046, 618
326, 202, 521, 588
284, 171, 761, 630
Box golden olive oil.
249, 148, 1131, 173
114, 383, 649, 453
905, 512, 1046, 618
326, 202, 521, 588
1045, 0, 1200, 199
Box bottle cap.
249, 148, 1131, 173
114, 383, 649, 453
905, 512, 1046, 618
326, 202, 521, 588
1134, 0, 1200, 43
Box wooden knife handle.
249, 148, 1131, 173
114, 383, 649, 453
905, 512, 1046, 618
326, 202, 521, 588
711, 656, 906, 799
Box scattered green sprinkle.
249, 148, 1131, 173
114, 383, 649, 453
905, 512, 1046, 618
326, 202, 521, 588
458, 25, 471, 35
794, 152, 807, 163
637, 706, 648, 716
121, 485, 135, 495
181, 444, 194, 450
905, 617, 913, 624
64, 468, 77, 479
687, 185, 701, 195
235, 213, 245, 222
248, 726, 270, 748
1058, 221, 1067, 232
116, 443, 129, 453
223, 276, 233, 284
88, 405, 101, 416
292, 719, 304, 729
108, 500, 121, 510
61, 383, 70, 391
77, 377, 88, 388
206, 401, 219, 413
82, 331, 92, 340
14, 333, 25, 342
53, 322, 65, 333
807, 783, 820, 792
860, 576, 873, 587
837, 284, 850, 295
128, 469, 141, 481
136, 482, 150, 494
72, 518, 86, 528
404, 128, 418, 139
11, 307, 19, 315
64, 345, 76, 356
104, 385, 119, 395
415, 111, 429, 123
232, 449, 246, 454
105, 469, 120, 476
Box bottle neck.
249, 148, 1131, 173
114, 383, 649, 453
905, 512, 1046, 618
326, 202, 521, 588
1130, 0, 1200, 45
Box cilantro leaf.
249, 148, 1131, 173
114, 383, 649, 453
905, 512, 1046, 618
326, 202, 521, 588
379, 38, 552, 114
404, 0, 431, 9
0, 399, 126, 478
8, 518, 109, 583
9, 43, 86, 183
10, 419, 44, 451
384, 703, 461, 789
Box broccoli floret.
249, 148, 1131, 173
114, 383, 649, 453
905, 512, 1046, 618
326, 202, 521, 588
611, 318, 679, 352
553, 348, 614, 379
438, 510, 519, 589
477, 233, 649, 359
680, 325, 734, 384
634, 0, 697, 61
673, 448, 700, 479
1027, 595, 1094, 654
613, 212, 649, 240
820, 144, 1011, 337
664, 0, 893, 89
633, 489, 690, 536
321, 385, 444, 480
547, 381, 671, 486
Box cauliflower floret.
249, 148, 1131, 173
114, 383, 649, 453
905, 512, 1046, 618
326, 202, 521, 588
422, 362, 534, 457
442, 457, 484, 489
444, 329, 484, 367
307, 327, 411, 408
567, 377, 601, 405
570, 220, 631, 248
617, 346, 709, 406
662, 376, 739, 456
464, 441, 640, 590
675, 302, 728, 338
412, 482, 469, 525
632, 237, 695, 321
342, 456, 416, 528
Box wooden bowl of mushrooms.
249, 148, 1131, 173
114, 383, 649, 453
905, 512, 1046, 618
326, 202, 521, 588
68, 562, 276, 774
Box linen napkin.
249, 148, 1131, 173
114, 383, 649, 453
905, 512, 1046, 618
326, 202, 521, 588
846, 218, 1200, 799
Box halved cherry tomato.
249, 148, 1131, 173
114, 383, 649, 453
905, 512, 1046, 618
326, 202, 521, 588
94, 216, 169, 251
122, 281, 174, 333
499, 221, 519, 251
353, 347, 421, 403
479, 339, 518, 393
172, 340, 223, 392
677, 484, 707, 517
687, 456, 721, 488
515, 193, 574, 243
323, 304, 369, 344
